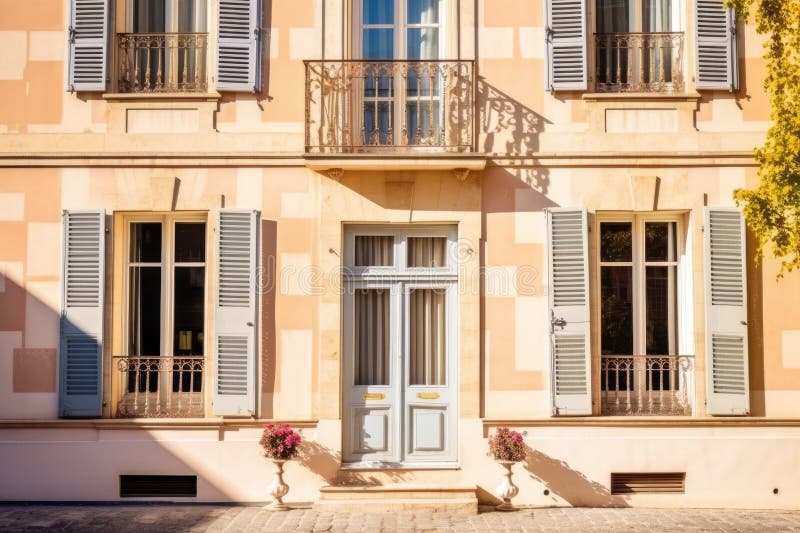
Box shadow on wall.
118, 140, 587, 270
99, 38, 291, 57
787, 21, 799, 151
477, 77, 551, 159
297, 440, 411, 486
522, 449, 629, 507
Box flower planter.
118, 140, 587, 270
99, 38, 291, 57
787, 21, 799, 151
494, 460, 520, 511
267, 459, 290, 510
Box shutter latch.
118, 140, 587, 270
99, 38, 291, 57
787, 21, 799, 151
68, 26, 76, 43
550, 310, 567, 332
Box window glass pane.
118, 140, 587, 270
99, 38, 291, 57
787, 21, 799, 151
130, 222, 162, 262
645, 222, 676, 262
406, 101, 441, 145
128, 266, 161, 356
363, 0, 393, 24
645, 265, 677, 355
408, 237, 447, 267
175, 222, 206, 263
407, 28, 439, 60
600, 222, 632, 262
133, 0, 166, 32
355, 236, 394, 266
601, 266, 633, 355
177, 0, 207, 32
596, 0, 630, 33
409, 288, 446, 385
173, 267, 205, 355
354, 289, 390, 386
363, 28, 394, 59
643, 0, 673, 32
407, 0, 439, 24
363, 101, 393, 145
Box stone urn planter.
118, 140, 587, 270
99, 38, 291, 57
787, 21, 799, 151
494, 460, 520, 511
259, 423, 303, 511
267, 459, 290, 510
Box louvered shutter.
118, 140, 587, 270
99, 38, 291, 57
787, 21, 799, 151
704, 207, 749, 415
545, 0, 587, 91
59, 210, 105, 417
546, 208, 592, 415
217, 0, 262, 91
695, 0, 738, 90
66, 0, 109, 91
214, 209, 259, 416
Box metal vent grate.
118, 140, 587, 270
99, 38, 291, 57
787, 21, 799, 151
611, 473, 685, 494
120, 475, 197, 498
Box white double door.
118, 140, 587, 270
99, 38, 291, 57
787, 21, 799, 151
343, 280, 458, 465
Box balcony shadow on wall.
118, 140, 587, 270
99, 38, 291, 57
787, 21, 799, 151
298, 440, 411, 486
477, 77, 551, 158
260, 219, 278, 418
522, 449, 629, 507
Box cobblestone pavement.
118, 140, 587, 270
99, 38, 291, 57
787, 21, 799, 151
0, 505, 799, 532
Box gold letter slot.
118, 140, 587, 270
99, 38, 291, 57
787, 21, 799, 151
362, 393, 385, 400
416, 392, 440, 400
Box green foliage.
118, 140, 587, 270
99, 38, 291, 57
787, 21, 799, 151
729, 0, 800, 275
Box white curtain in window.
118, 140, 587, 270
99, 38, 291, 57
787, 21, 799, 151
355, 236, 394, 266
408, 237, 446, 267
410, 288, 446, 385
643, 0, 672, 32
354, 289, 390, 385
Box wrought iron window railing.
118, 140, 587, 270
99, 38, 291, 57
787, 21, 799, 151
117, 32, 208, 93
114, 356, 204, 418
594, 32, 685, 93
304, 60, 475, 153
600, 354, 693, 415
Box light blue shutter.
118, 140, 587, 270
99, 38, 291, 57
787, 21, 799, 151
545, 0, 587, 91
67, 0, 109, 91
214, 209, 259, 416
695, 0, 738, 90
217, 0, 262, 91
59, 210, 105, 417
704, 207, 750, 415
546, 208, 592, 415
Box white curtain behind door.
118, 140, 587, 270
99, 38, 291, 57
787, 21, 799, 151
410, 288, 446, 385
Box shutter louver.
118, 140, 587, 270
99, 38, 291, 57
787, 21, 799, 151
546, 0, 587, 91
217, 0, 262, 92
59, 210, 105, 417
67, 0, 109, 91
695, 0, 738, 90
546, 208, 592, 415
214, 209, 259, 416
704, 207, 749, 415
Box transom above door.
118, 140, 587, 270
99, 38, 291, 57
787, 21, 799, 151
342, 225, 459, 466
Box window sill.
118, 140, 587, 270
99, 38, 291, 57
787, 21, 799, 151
103, 92, 221, 101
339, 462, 461, 471
583, 92, 701, 102
482, 417, 800, 428
0, 418, 318, 430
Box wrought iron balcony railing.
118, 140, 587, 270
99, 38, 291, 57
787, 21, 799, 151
117, 32, 208, 93
304, 60, 475, 153
595, 32, 685, 93
114, 356, 204, 418
600, 355, 693, 415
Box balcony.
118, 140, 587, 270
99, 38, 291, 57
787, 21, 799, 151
600, 355, 693, 415
594, 32, 685, 93
117, 33, 208, 93
114, 356, 205, 418
304, 60, 475, 154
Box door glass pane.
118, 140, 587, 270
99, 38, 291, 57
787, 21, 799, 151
601, 266, 633, 355
645, 265, 677, 355
354, 289, 390, 386
177, 0, 207, 32
133, 0, 166, 32
363, 101, 393, 145
130, 222, 162, 262
173, 267, 205, 355
406, 101, 441, 145
128, 266, 162, 356
596, 0, 630, 32
643, 0, 672, 32
175, 222, 206, 262
645, 221, 677, 261
600, 222, 632, 262
409, 288, 446, 385
408, 0, 440, 24
364, 0, 394, 24
407, 28, 439, 60
363, 28, 394, 59
355, 236, 394, 266
408, 237, 447, 267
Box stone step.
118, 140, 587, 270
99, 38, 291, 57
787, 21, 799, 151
316, 485, 478, 514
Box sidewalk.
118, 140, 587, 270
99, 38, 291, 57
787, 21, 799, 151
0, 504, 799, 532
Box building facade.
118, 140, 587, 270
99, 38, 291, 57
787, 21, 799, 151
0, 0, 798, 509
